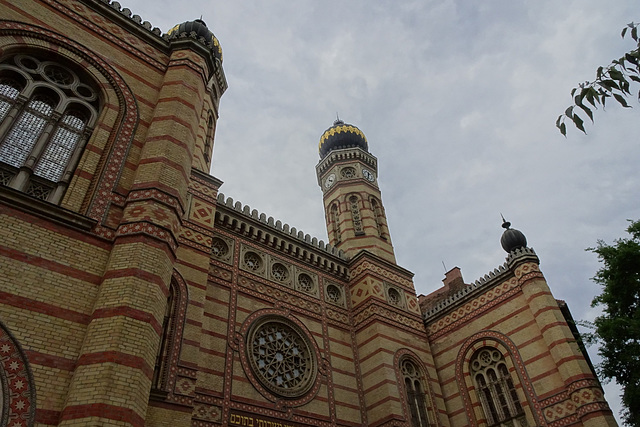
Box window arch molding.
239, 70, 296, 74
394, 349, 437, 427
0, 318, 36, 427
236, 308, 326, 407
151, 270, 189, 398
0, 23, 138, 232
456, 331, 544, 426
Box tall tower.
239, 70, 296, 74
316, 119, 395, 263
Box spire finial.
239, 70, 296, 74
501, 213, 511, 230
333, 113, 344, 126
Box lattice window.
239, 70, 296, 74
247, 317, 317, 398
340, 166, 356, 179
0, 77, 22, 123
211, 237, 229, 257
471, 348, 527, 427
271, 263, 289, 282
349, 195, 364, 235
401, 358, 431, 427
0, 54, 99, 204
297, 273, 314, 293
243, 251, 262, 271
388, 287, 402, 306
326, 284, 342, 304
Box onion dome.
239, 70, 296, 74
167, 19, 223, 62
500, 218, 527, 253
319, 119, 368, 159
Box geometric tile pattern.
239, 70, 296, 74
179, 227, 213, 248
192, 403, 222, 423
542, 379, 609, 426
350, 277, 385, 307
175, 376, 196, 397
350, 259, 413, 289
406, 292, 421, 314
428, 277, 519, 339
189, 198, 214, 228
353, 302, 424, 330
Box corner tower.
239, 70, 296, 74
316, 119, 396, 263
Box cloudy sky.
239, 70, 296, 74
125, 0, 637, 421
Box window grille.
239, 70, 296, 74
0, 54, 99, 204
471, 348, 527, 427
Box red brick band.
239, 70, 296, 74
60, 403, 145, 427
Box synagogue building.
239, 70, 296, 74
0, 1, 617, 426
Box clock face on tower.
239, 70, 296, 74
362, 169, 375, 182
324, 173, 336, 189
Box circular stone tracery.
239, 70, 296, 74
247, 317, 317, 398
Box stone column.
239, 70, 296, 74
59, 47, 210, 427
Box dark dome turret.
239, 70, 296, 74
319, 119, 368, 158
167, 19, 223, 62
500, 218, 527, 253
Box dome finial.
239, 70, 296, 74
319, 119, 368, 158
499, 215, 527, 253
501, 213, 511, 229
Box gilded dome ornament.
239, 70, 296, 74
318, 119, 368, 158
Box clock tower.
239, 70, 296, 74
316, 119, 396, 263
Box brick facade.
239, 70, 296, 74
0, 1, 617, 426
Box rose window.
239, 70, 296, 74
326, 284, 342, 304
388, 288, 401, 306
341, 167, 356, 178
243, 251, 262, 271
211, 238, 229, 257
247, 317, 317, 398
297, 273, 314, 292
271, 263, 289, 282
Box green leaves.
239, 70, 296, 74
588, 219, 640, 426
558, 22, 639, 136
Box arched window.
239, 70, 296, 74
330, 203, 341, 244
204, 113, 214, 165
471, 348, 526, 427
349, 195, 364, 235
401, 358, 431, 427
0, 54, 99, 203
370, 197, 385, 239
153, 282, 177, 391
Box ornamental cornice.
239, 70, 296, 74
215, 193, 349, 278
315, 147, 377, 176
80, 0, 227, 90
422, 247, 538, 321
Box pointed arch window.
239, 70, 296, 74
330, 203, 341, 244
153, 282, 178, 392
0, 54, 99, 203
204, 113, 214, 165
370, 197, 386, 239
401, 358, 431, 427
471, 348, 526, 427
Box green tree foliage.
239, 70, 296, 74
557, 22, 639, 136
587, 220, 640, 426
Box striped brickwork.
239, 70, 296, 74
424, 252, 617, 426
0, 1, 620, 427
317, 149, 396, 264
